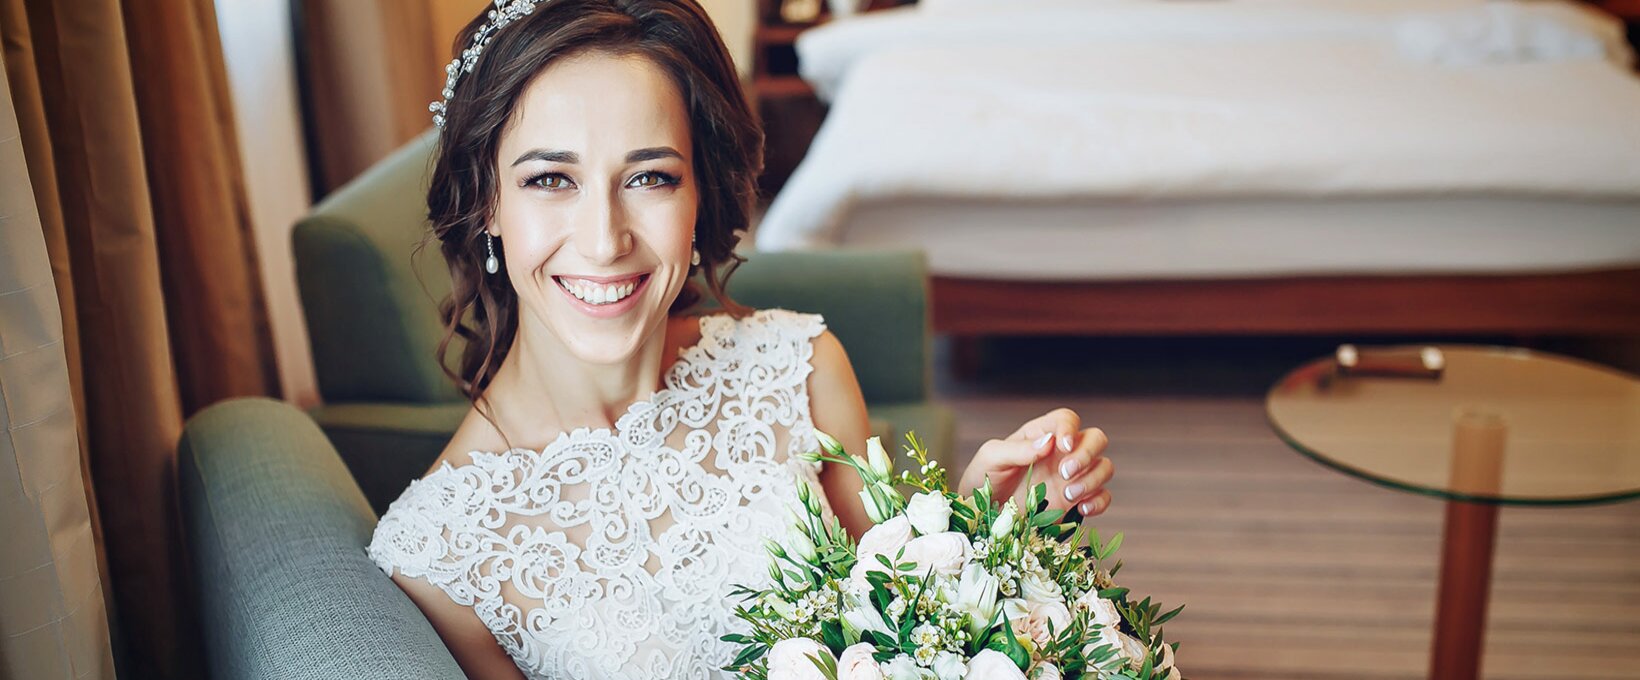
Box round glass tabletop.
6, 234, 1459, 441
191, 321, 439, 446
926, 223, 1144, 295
1267, 345, 1640, 506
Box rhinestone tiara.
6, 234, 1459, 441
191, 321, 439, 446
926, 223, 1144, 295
430, 0, 543, 129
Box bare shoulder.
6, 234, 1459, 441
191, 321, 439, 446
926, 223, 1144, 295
418, 404, 512, 479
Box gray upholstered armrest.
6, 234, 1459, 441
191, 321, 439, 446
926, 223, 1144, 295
178, 398, 463, 680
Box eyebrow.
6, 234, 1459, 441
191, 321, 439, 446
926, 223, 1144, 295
510, 146, 684, 167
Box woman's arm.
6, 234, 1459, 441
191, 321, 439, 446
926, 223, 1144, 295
806, 329, 876, 539
392, 573, 528, 680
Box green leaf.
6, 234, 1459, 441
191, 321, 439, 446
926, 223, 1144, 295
1103, 533, 1125, 558
731, 643, 768, 668
805, 651, 839, 680
1154, 604, 1185, 627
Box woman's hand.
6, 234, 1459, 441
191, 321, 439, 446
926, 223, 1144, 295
957, 408, 1113, 517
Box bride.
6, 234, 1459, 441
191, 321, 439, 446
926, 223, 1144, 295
366, 1, 1115, 678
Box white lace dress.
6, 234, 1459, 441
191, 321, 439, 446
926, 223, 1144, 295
368, 309, 836, 679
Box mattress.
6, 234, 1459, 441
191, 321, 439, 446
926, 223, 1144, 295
755, 0, 1640, 269
816, 195, 1640, 280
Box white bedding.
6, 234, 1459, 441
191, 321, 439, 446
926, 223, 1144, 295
755, 2, 1640, 262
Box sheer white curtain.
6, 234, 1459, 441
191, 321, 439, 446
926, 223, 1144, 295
0, 57, 117, 680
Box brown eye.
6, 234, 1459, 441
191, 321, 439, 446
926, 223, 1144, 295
626, 171, 677, 189
527, 173, 573, 190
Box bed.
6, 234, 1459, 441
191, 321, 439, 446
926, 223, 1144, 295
753, 0, 1640, 338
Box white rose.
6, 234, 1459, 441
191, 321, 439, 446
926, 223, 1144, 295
1165, 666, 1182, 680
881, 654, 935, 680
857, 515, 914, 568
933, 651, 967, 680
1083, 626, 1128, 663
965, 649, 1026, 680
1029, 662, 1063, 680
953, 562, 1000, 636
768, 638, 833, 680
1118, 633, 1147, 664
1075, 590, 1123, 630
1011, 600, 1072, 648
837, 643, 886, 680
1158, 642, 1175, 669
1019, 570, 1064, 607
904, 492, 953, 535
899, 532, 971, 577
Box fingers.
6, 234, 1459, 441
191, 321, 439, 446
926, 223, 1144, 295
1055, 428, 1109, 480
1009, 407, 1082, 451
975, 434, 1056, 470
1078, 488, 1113, 517
1061, 456, 1113, 505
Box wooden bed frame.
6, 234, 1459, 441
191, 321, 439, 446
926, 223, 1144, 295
930, 268, 1640, 336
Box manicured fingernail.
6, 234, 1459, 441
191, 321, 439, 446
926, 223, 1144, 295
1080, 501, 1094, 514
1064, 484, 1084, 501
1060, 459, 1080, 479
1058, 434, 1073, 453
1034, 432, 1054, 450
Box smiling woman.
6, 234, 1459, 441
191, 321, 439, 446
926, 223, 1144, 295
364, 2, 1113, 679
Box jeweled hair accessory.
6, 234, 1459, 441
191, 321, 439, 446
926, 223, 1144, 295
430, 0, 542, 129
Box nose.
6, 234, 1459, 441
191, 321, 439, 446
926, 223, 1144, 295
572, 189, 633, 266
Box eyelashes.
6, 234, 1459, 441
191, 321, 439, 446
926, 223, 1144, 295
521, 170, 682, 192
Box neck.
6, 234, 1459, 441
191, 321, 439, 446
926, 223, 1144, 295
483, 313, 686, 445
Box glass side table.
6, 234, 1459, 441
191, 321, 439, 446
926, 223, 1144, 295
1267, 346, 1640, 680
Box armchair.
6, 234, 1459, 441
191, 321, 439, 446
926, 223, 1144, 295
292, 131, 953, 514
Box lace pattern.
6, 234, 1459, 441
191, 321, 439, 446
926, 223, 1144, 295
368, 309, 833, 679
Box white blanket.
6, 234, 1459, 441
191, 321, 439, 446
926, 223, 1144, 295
757, 2, 1640, 252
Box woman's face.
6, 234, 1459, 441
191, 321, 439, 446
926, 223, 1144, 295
491, 51, 698, 366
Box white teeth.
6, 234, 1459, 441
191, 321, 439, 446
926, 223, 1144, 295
560, 277, 639, 305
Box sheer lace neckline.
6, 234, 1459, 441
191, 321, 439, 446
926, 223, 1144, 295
457, 313, 718, 460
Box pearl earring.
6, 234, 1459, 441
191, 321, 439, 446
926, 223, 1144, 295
691, 235, 701, 266
485, 233, 499, 274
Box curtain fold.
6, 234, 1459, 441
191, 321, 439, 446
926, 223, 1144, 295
0, 48, 118, 680
2, 0, 279, 677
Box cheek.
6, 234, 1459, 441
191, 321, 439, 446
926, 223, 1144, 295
494, 201, 567, 264
634, 189, 699, 255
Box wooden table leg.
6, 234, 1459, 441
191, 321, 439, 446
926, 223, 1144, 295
1430, 410, 1506, 680
1430, 499, 1499, 680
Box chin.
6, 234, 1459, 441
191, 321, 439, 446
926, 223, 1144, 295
537, 269, 684, 364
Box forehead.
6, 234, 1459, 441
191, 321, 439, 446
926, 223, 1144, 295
499, 51, 691, 159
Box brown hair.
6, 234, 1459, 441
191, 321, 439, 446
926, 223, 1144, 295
426, 0, 760, 404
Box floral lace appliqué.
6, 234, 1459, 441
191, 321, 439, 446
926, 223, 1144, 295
368, 309, 832, 679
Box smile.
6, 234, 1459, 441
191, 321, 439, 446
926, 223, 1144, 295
554, 273, 648, 306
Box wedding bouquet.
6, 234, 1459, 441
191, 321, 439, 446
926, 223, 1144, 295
722, 432, 1185, 680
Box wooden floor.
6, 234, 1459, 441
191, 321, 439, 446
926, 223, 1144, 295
934, 336, 1640, 680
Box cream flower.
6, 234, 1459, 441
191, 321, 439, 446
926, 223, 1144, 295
857, 515, 914, 568
899, 532, 972, 577
904, 491, 953, 535
933, 651, 967, 680
965, 649, 1025, 680
837, 643, 886, 680
767, 638, 833, 680
1019, 570, 1064, 607
882, 654, 935, 680
1011, 600, 1072, 648
1029, 662, 1063, 680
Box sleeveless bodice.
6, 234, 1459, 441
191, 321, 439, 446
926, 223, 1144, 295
368, 309, 834, 679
